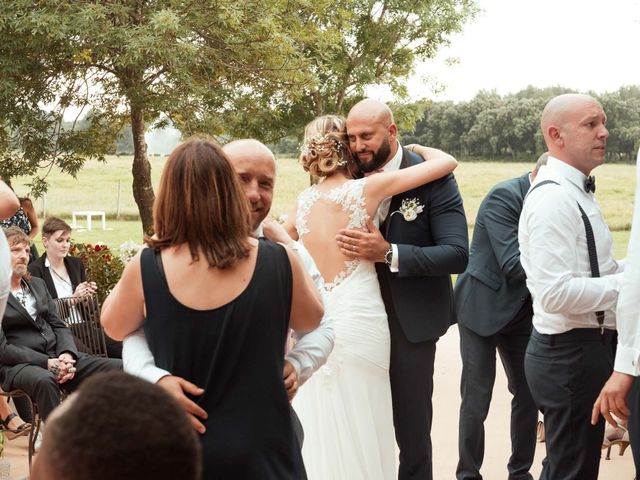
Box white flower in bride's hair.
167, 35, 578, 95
300, 133, 347, 167
391, 198, 424, 222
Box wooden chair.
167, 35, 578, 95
53, 294, 109, 358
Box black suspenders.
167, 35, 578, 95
525, 180, 605, 331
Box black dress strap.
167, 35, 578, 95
140, 248, 171, 315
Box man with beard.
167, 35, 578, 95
337, 99, 469, 479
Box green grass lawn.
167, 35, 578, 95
12, 156, 636, 256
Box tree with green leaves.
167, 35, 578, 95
222, 0, 479, 141
0, 0, 477, 233
0, 1, 309, 234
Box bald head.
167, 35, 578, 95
223, 139, 276, 167
540, 93, 608, 175
346, 99, 398, 173
347, 99, 395, 127
541, 94, 601, 140
223, 139, 276, 230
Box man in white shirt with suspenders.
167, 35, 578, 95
519, 94, 624, 480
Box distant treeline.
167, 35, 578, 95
273, 85, 640, 162
401, 85, 640, 162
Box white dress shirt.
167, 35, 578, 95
45, 257, 74, 298
10, 281, 37, 321
519, 156, 624, 334
123, 234, 334, 386
0, 234, 11, 322
614, 148, 640, 375
373, 140, 403, 272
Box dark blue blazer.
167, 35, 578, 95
455, 173, 532, 336
376, 147, 469, 342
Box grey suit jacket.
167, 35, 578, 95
0, 276, 78, 389
455, 173, 532, 336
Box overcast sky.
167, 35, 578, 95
394, 0, 640, 102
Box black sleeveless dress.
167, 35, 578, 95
141, 240, 306, 479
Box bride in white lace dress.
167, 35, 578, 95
287, 115, 457, 479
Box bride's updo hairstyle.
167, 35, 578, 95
300, 115, 357, 178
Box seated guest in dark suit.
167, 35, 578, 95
1, 226, 121, 422
29, 217, 122, 358
31, 371, 201, 480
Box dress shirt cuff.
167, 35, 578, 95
122, 332, 171, 384
143, 367, 171, 384
123, 359, 171, 384
614, 345, 640, 376
389, 244, 399, 273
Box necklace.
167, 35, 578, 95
12, 281, 28, 307
50, 265, 72, 287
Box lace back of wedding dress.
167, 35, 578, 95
292, 176, 396, 480
295, 178, 369, 292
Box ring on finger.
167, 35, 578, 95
351, 245, 356, 251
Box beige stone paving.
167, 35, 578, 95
2, 324, 634, 479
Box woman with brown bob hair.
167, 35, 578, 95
101, 138, 323, 479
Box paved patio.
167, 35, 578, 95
2, 325, 635, 479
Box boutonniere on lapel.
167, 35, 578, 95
391, 198, 424, 221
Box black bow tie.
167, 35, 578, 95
584, 176, 596, 194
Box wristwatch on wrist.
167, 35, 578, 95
384, 245, 393, 265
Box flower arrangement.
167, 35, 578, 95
69, 242, 124, 304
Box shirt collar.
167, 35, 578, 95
44, 256, 50, 268
382, 140, 403, 173
546, 156, 589, 192
254, 224, 264, 238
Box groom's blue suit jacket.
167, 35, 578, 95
376, 147, 469, 342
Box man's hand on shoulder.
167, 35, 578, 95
337, 217, 389, 263
157, 375, 208, 434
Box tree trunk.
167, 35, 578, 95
130, 104, 155, 236
311, 90, 323, 117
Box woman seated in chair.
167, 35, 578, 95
28, 217, 96, 300
28, 217, 122, 358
